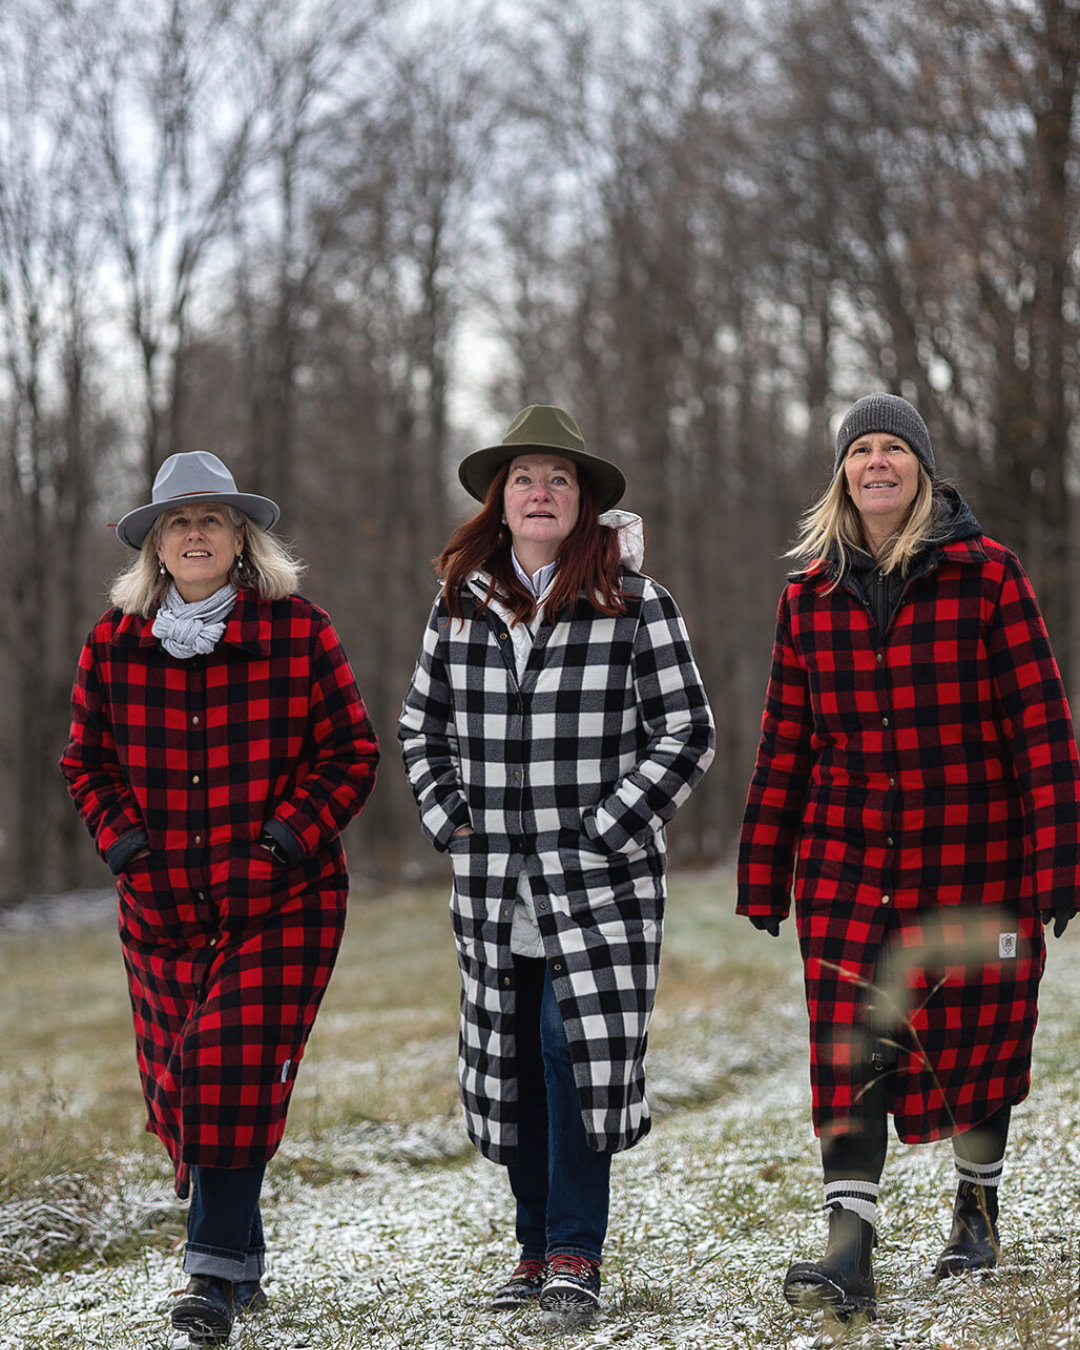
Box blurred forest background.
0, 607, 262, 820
3, 0, 1080, 904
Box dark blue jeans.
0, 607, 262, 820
506, 957, 611, 1264
184, 1163, 267, 1282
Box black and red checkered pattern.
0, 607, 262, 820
737, 534, 1080, 1143
61, 589, 378, 1177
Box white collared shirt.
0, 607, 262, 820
511, 550, 557, 599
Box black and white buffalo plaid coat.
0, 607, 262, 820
398, 522, 715, 1162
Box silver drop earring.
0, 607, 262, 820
158, 560, 166, 575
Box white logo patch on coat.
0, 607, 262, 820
999, 933, 1017, 959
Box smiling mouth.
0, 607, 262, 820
183, 550, 212, 558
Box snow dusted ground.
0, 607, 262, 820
1, 889, 1078, 1349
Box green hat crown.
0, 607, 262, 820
458, 404, 626, 512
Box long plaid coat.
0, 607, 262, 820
737, 527, 1080, 1143
61, 590, 378, 1188
398, 565, 714, 1162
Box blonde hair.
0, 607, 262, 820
787, 462, 945, 584
109, 507, 306, 617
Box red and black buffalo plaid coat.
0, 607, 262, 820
738, 497, 1080, 1144
61, 589, 378, 1190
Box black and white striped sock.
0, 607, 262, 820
953, 1154, 1004, 1190
823, 1179, 879, 1228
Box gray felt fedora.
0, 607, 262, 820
457, 405, 626, 513
116, 452, 280, 549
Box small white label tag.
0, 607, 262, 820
999, 933, 1017, 959
281, 1058, 292, 1084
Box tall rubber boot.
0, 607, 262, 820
784, 1204, 876, 1320
934, 1181, 999, 1280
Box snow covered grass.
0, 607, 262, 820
1, 872, 1079, 1348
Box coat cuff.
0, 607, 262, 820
262, 818, 304, 867
106, 829, 150, 875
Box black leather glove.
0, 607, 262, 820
1041, 906, 1075, 939
748, 914, 781, 938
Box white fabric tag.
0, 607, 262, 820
999, 933, 1017, 959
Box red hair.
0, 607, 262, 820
437, 463, 631, 624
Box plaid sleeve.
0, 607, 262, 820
59, 632, 146, 860
985, 554, 1080, 914
582, 581, 715, 854
398, 601, 472, 850
270, 616, 380, 856
736, 591, 813, 918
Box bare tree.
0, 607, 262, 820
71, 0, 256, 487
0, 0, 117, 899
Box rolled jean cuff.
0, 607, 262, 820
183, 1242, 265, 1283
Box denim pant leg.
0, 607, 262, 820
506, 957, 549, 1261
184, 1163, 267, 1282
539, 967, 611, 1263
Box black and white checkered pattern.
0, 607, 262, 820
398, 570, 714, 1162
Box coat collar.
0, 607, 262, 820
111, 587, 272, 655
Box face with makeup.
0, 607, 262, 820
502, 454, 582, 574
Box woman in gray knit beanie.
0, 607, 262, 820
736, 390, 1080, 1322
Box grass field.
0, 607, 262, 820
1, 869, 1078, 1348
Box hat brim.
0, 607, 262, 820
116, 492, 281, 549
458, 444, 626, 514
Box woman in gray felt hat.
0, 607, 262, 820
399, 406, 714, 1325
61, 452, 379, 1343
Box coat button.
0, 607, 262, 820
197, 891, 205, 900
503, 975, 511, 987
886, 837, 894, 847
192, 774, 200, 784
881, 718, 889, 728
553, 962, 563, 972
208, 937, 217, 946
880, 895, 890, 905
192, 714, 200, 725
194, 835, 201, 845
539, 901, 548, 910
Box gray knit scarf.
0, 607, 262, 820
151, 582, 238, 659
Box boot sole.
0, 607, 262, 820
784, 1275, 877, 1320
171, 1302, 233, 1345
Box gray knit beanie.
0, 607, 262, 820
834, 394, 934, 477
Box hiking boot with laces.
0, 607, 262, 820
540, 1252, 602, 1323
489, 1257, 547, 1310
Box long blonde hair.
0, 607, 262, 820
787, 462, 946, 584
109, 508, 306, 617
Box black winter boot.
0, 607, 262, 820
934, 1181, 999, 1279
170, 1275, 235, 1345
784, 1204, 877, 1320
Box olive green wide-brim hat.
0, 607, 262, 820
458, 404, 627, 513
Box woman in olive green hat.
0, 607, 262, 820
399, 405, 714, 1325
